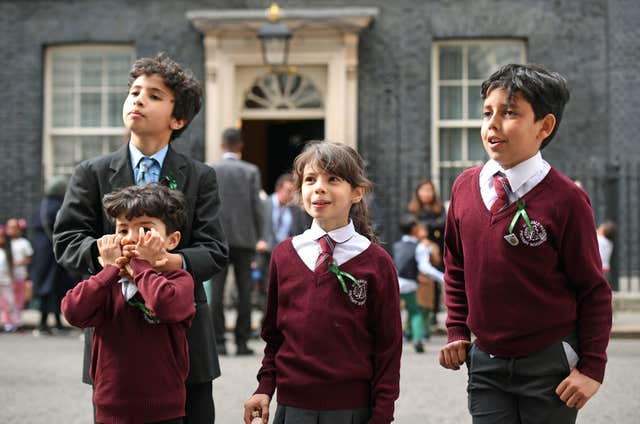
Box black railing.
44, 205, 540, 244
565, 160, 639, 292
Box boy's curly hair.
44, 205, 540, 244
129, 53, 203, 141
103, 185, 186, 234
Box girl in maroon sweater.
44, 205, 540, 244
244, 142, 402, 424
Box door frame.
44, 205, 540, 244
187, 7, 377, 162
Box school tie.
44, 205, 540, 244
315, 234, 336, 274
136, 157, 158, 186
490, 173, 511, 213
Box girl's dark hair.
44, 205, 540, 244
407, 179, 443, 217
481, 63, 570, 149
103, 185, 186, 234
0, 228, 14, 281
129, 53, 203, 141
293, 141, 376, 241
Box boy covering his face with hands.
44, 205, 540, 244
62, 184, 195, 424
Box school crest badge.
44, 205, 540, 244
519, 220, 547, 247
349, 280, 367, 306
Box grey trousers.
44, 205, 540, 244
210, 246, 254, 347
273, 404, 371, 424
466, 337, 579, 424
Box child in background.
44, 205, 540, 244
6, 218, 33, 321
62, 184, 195, 424
596, 220, 616, 281
244, 141, 402, 424
440, 64, 612, 423
393, 214, 444, 353
0, 227, 19, 332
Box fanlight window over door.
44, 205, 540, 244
244, 72, 323, 110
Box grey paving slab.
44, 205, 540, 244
1, 330, 639, 423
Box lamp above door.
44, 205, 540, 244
258, 3, 292, 68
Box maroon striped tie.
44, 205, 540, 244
490, 173, 511, 213
315, 235, 335, 273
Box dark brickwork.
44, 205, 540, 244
1, 0, 637, 253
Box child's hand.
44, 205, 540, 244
555, 368, 601, 409
243, 394, 270, 424
125, 228, 169, 268
96, 234, 124, 266
439, 340, 471, 370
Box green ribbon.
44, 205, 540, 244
328, 262, 361, 294
127, 299, 160, 324
161, 172, 177, 190
508, 200, 535, 235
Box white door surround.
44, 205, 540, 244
187, 7, 378, 162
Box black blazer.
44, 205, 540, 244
53, 143, 228, 383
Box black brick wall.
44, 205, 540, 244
0, 0, 637, 249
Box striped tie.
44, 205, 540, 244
315, 234, 336, 274
136, 157, 156, 186
490, 173, 511, 213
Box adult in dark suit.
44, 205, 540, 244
53, 54, 227, 423
255, 173, 310, 310
256, 173, 309, 253
208, 128, 263, 356
29, 176, 77, 335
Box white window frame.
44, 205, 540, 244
431, 39, 526, 200
42, 45, 135, 179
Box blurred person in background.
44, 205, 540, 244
30, 176, 77, 336
6, 217, 33, 326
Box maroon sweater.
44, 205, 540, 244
256, 239, 402, 424
444, 166, 612, 382
61, 259, 195, 424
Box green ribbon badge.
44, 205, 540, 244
328, 262, 361, 294
127, 299, 160, 324
161, 172, 177, 190
504, 200, 535, 246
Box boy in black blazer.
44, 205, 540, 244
53, 53, 228, 423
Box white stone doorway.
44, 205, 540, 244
187, 6, 378, 164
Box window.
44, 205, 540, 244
431, 40, 526, 201
43, 45, 135, 179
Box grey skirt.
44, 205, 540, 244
273, 404, 371, 424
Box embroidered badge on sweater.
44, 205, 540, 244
349, 279, 367, 306
519, 220, 547, 247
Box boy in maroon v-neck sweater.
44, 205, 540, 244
439, 64, 612, 424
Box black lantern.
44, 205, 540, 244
258, 3, 291, 68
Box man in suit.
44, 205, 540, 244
255, 173, 309, 315
208, 128, 263, 356
53, 54, 227, 423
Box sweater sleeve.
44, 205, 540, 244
255, 251, 283, 397
130, 258, 196, 325
368, 251, 402, 424
443, 178, 471, 343
557, 188, 612, 383
61, 264, 120, 328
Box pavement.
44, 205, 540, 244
18, 291, 640, 337
2, 328, 640, 423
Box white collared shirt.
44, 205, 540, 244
479, 152, 551, 210
292, 220, 371, 271
222, 152, 240, 160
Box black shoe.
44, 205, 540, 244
32, 326, 52, 337
414, 342, 425, 353
236, 345, 254, 356
217, 343, 227, 356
